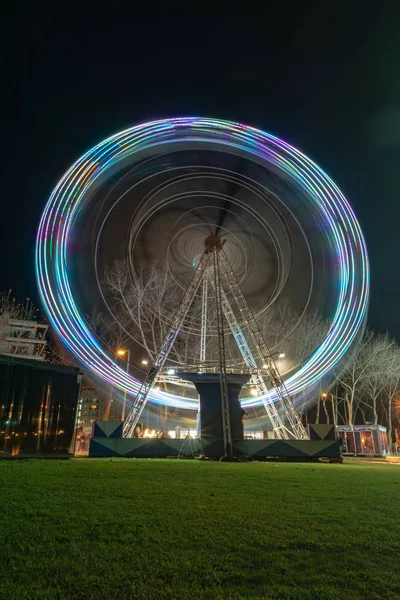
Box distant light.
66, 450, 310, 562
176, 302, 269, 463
167, 369, 175, 375
117, 349, 126, 356
262, 364, 268, 369
250, 388, 258, 397
321, 392, 328, 399
141, 359, 148, 365
278, 353, 285, 358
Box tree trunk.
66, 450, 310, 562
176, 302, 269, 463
344, 392, 353, 425
332, 396, 337, 427
323, 400, 330, 424
102, 385, 113, 421
373, 396, 378, 425
388, 396, 393, 444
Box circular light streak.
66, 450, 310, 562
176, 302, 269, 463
36, 117, 369, 410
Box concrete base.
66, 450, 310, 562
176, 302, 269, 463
178, 372, 250, 458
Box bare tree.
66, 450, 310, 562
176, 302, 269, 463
336, 330, 397, 426
361, 333, 395, 424
101, 259, 330, 373
102, 260, 202, 365
379, 344, 400, 444
0, 290, 38, 321
337, 330, 374, 425
258, 300, 328, 364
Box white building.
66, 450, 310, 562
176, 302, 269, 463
0, 314, 48, 361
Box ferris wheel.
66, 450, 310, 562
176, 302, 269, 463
36, 118, 369, 451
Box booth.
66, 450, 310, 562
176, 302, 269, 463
336, 425, 389, 457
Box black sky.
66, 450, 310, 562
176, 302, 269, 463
2, 5, 400, 338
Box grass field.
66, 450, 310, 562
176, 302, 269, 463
0, 459, 399, 600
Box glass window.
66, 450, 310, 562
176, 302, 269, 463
361, 431, 374, 454
379, 429, 389, 454
355, 431, 362, 454
345, 431, 355, 453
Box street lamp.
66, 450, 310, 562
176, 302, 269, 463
116, 348, 130, 421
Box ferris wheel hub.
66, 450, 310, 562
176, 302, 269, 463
204, 236, 226, 252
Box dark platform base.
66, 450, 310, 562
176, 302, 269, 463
89, 437, 341, 460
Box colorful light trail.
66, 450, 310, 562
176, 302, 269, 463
36, 117, 369, 410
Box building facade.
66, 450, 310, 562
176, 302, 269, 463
0, 314, 48, 361
77, 385, 123, 427
0, 354, 82, 455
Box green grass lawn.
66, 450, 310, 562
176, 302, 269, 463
0, 459, 399, 600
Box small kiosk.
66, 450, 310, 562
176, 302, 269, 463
336, 425, 389, 457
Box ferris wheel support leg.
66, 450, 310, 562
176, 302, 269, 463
199, 276, 208, 369
217, 284, 289, 439
123, 250, 212, 438
218, 249, 308, 440
212, 247, 233, 458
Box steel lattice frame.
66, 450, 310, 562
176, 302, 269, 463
36, 117, 369, 414
123, 250, 212, 437
122, 236, 305, 447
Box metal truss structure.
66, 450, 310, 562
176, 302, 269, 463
215, 280, 290, 439
123, 236, 307, 449
217, 249, 307, 440
123, 250, 212, 437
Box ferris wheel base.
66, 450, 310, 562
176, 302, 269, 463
179, 372, 250, 459
88, 422, 341, 461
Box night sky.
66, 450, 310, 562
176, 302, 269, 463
3, 6, 400, 338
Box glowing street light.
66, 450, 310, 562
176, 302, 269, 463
141, 359, 148, 365
278, 353, 286, 358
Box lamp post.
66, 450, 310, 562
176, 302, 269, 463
117, 349, 131, 421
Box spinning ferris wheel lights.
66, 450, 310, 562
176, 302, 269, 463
35, 117, 369, 420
